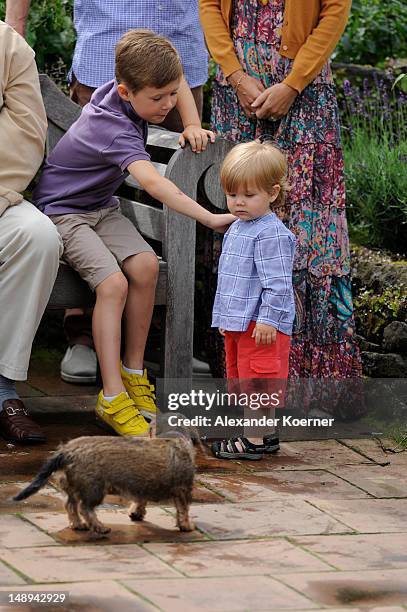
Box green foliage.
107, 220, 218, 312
390, 427, 407, 449
341, 77, 407, 255
0, 0, 75, 72
393, 73, 407, 94
335, 0, 407, 66
354, 286, 407, 341
344, 129, 407, 253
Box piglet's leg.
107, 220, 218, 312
174, 492, 195, 532
129, 499, 147, 522
79, 501, 111, 534
65, 495, 89, 531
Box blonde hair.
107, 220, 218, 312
220, 140, 289, 209
115, 29, 183, 92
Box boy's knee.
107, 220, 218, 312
126, 252, 159, 286
96, 272, 128, 301
144, 253, 160, 280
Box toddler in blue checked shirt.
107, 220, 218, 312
211, 141, 296, 461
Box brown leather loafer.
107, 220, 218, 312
0, 399, 46, 444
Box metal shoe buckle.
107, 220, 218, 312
5, 405, 26, 417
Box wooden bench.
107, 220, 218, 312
39, 75, 233, 381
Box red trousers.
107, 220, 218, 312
224, 321, 291, 380
224, 321, 291, 411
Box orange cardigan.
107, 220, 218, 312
199, 0, 351, 93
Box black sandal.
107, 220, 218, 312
211, 437, 264, 460
238, 435, 280, 455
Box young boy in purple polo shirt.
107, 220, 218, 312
34, 29, 234, 438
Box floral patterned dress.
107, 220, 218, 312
209, 0, 361, 378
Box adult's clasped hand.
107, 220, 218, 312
251, 82, 298, 121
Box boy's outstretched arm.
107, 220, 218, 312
128, 160, 235, 232
175, 77, 215, 153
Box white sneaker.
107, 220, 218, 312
60, 345, 97, 384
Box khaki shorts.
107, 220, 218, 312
50, 205, 155, 290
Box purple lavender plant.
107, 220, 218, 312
340, 70, 406, 145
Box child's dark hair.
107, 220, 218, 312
115, 29, 183, 92
220, 140, 289, 209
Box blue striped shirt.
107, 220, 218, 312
212, 213, 296, 335
70, 1, 208, 88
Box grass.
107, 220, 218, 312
344, 127, 407, 253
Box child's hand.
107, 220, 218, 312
252, 323, 277, 346
219, 328, 226, 336
179, 125, 215, 153
208, 213, 236, 233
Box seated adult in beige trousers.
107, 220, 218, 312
0, 21, 62, 444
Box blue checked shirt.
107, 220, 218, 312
70, 1, 208, 88
212, 213, 296, 335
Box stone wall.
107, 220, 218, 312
351, 246, 407, 377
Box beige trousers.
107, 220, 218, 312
0, 201, 62, 380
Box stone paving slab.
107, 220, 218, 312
328, 464, 407, 498
123, 575, 319, 611
15, 381, 44, 398
188, 499, 352, 539
290, 609, 406, 612
23, 508, 207, 544
290, 533, 407, 571
1, 411, 406, 611
198, 469, 371, 502
191, 483, 226, 504
0, 581, 157, 611
0, 544, 181, 583
0, 483, 63, 514
24, 356, 99, 398
0, 557, 25, 587
278, 569, 407, 607
143, 538, 332, 577
100, 483, 226, 506
26, 395, 98, 413
310, 499, 407, 533
339, 439, 403, 464
380, 452, 407, 467
195, 450, 254, 474
0, 419, 109, 481
241, 440, 376, 473
8, 479, 223, 513
0, 515, 58, 549
196, 438, 375, 474
302, 608, 407, 612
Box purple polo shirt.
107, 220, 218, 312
34, 80, 150, 215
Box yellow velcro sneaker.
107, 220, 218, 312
121, 366, 157, 422
95, 391, 150, 437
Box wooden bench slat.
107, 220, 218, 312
146, 127, 180, 164
119, 197, 164, 242
48, 260, 168, 310
147, 127, 180, 150
124, 161, 167, 190
39, 75, 81, 132
203, 162, 228, 211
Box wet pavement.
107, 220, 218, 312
0, 360, 406, 610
